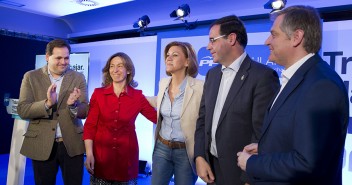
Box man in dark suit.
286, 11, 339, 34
194, 15, 280, 185
237, 6, 349, 185
17, 39, 88, 185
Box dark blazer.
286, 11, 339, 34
246, 55, 349, 185
194, 55, 280, 185
17, 66, 89, 161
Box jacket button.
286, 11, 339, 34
52, 128, 55, 131
56, 113, 59, 116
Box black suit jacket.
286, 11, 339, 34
246, 54, 349, 185
194, 55, 280, 185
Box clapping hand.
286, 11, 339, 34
45, 84, 57, 108
67, 87, 81, 106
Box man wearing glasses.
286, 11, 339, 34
194, 15, 280, 185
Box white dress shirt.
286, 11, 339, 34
210, 52, 246, 157
271, 53, 315, 109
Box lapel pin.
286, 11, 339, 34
241, 75, 245, 80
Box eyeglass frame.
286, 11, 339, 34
209, 35, 227, 44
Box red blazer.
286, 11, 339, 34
83, 85, 157, 181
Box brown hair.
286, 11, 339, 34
163, 41, 198, 78
102, 52, 138, 87
45, 39, 71, 56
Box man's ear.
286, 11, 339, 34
228, 33, 237, 46
45, 54, 49, 63
292, 29, 304, 47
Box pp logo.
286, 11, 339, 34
198, 47, 218, 76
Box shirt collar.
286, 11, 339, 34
104, 84, 134, 97
47, 68, 65, 79
221, 52, 246, 72
179, 77, 187, 92
282, 53, 315, 81
165, 76, 188, 93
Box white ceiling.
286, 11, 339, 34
0, 0, 134, 17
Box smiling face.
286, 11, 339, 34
265, 15, 292, 68
46, 47, 70, 78
109, 57, 128, 85
165, 45, 189, 76
207, 24, 231, 65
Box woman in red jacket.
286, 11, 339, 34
83, 52, 157, 185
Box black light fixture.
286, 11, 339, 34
170, 4, 190, 20
264, 0, 287, 13
170, 4, 196, 30
133, 15, 151, 30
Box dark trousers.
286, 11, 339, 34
32, 141, 84, 185
209, 154, 225, 185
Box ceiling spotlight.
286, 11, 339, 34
76, 0, 98, 7
133, 15, 151, 30
170, 4, 190, 20
264, 0, 286, 13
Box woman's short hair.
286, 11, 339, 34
163, 41, 198, 78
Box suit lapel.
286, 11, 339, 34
260, 55, 320, 137
57, 70, 72, 108
180, 76, 194, 117
41, 66, 52, 89
208, 66, 223, 119
217, 56, 250, 125
157, 78, 170, 113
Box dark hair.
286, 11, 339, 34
102, 52, 138, 88
45, 39, 71, 55
211, 15, 248, 48
164, 41, 198, 78
271, 5, 322, 53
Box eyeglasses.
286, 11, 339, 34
209, 35, 227, 44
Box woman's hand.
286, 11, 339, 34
84, 154, 95, 175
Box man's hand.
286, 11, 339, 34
244, 143, 258, 155
237, 150, 252, 171
67, 87, 81, 106
46, 83, 57, 108
196, 157, 215, 183
237, 143, 258, 172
